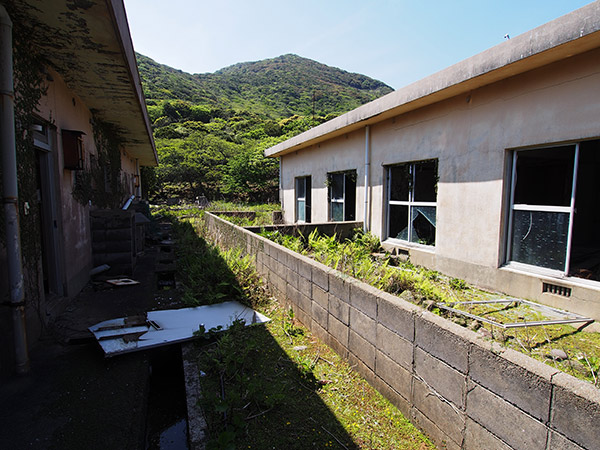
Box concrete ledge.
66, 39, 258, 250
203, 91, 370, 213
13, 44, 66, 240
203, 212, 600, 450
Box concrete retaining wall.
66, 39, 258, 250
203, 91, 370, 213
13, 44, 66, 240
204, 212, 600, 450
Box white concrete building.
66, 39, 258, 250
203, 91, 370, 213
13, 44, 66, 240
265, 2, 600, 322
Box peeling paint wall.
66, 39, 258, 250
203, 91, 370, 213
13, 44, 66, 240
37, 68, 95, 295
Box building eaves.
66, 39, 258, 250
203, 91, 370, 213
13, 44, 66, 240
265, 1, 600, 158
8, 0, 158, 166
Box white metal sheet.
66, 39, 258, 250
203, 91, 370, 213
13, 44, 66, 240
89, 301, 270, 356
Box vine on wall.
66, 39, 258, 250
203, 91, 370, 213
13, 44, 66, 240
72, 118, 126, 209
0, 3, 48, 317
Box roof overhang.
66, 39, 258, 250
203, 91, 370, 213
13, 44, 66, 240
8, 0, 157, 166
265, 2, 600, 158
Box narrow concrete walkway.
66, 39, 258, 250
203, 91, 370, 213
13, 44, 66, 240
0, 248, 162, 450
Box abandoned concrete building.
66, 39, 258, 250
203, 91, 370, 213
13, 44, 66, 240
0, 1, 157, 374
266, 2, 600, 324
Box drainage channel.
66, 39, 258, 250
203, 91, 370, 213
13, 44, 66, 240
146, 344, 189, 450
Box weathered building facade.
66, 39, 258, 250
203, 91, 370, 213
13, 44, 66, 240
266, 3, 600, 323
0, 0, 157, 374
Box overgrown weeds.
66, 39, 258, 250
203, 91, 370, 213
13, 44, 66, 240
259, 227, 600, 386
173, 216, 433, 449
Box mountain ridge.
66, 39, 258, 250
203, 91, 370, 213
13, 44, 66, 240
136, 52, 393, 119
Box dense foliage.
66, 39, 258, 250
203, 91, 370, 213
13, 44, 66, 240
137, 53, 393, 202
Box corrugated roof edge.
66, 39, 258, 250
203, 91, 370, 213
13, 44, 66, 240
265, 1, 600, 158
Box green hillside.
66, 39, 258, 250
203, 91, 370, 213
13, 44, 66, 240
136, 53, 393, 202
137, 53, 392, 118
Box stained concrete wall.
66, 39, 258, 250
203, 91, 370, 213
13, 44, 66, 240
35, 67, 141, 295
278, 47, 600, 322
205, 212, 600, 450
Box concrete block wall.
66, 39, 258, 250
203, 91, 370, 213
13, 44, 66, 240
204, 212, 600, 450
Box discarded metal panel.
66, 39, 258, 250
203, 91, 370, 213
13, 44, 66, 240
106, 278, 140, 286
89, 301, 270, 356
436, 298, 593, 329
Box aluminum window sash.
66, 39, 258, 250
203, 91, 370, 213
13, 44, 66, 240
389, 200, 437, 207
512, 204, 571, 213
564, 143, 580, 274
506, 151, 518, 263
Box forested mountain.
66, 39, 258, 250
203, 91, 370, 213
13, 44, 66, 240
137, 53, 393, 202
137, 53, 392, 118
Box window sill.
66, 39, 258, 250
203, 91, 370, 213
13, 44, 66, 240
501, 262, 600, 291
382, 238, 436, 254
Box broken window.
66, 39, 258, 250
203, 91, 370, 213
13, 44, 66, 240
386, 160, 437, 246
295, 176, 311, 223
328, 170, 356, 222
508, 140, 600, 281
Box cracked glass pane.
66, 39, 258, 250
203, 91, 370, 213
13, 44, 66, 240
511, 210, 569, 270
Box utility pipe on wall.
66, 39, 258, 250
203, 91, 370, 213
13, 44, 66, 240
0, 5, 30, 374
363, 125, 371, 232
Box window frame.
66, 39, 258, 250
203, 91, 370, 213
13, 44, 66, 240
327, 170, 356, 222
506, 143, 579, 275
295, 176, 311, 223
386, 159, 438, 247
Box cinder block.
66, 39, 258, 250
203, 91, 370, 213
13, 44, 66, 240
377, 293, 417, 342
297, 257, 312, 281
350, 282, 378, 319
329, 273, 350, 303
375, 351, 412, 401
413, 377, 465, 446
467, 382, 547, 450
328, 315, 349, 348
469, 340, 556, 422
464, 418, 512, 450
274, 258, 288, 279
264, 241, 273, 257
285, 252, 299, 272
376, 324, 413, 369
294, 305, 310, 328
349, 330, 376, 369
327, 335, 348, 360
547, 431, 585, 450
311, 302, 328, 329
349, 307, 376, 344
270, 273, 286, 294
414, 348, 465, 409
412, 403, 462, 450
415, 311, 470, 373
311, 321, 328, 345
312, 266, 329, 291
371, 374, 412, 418
286, 283, 301, 307
297, 292, 311, 314
329, 294, 350, 325
286, 270, 299, 290
550, 372, 600, 450
348, 352, 377, 387
298, 275, 312, 299
313, 286, 328, 309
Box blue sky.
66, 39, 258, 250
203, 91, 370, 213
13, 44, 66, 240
123, 1, 593, 90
